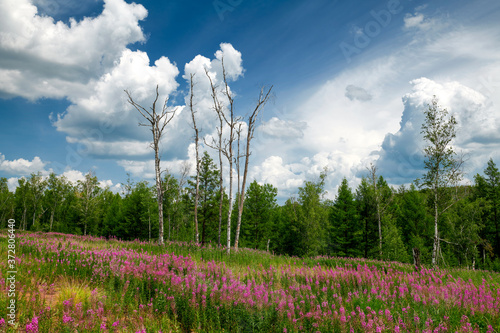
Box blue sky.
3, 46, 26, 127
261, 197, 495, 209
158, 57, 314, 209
1, 0, 500, 201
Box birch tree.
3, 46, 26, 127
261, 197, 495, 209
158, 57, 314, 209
368, 164, 393, 260
28, 172, 47, 230
188, 74, 201, 244
420, 96, 464, 267
125, 85, 176, 245
77, 171, 100, 236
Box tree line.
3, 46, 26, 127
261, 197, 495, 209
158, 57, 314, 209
1, 153, 499, 271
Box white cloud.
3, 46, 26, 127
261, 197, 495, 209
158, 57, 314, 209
54, 49, 180, 147
0, 0, 148, 100
7, 177, 20, 192
252, 156, 303, 195
52, 42, 246, 166
259, 117, 307, 139
345, 85, 373, 102
374, 77, 500, 184
117, 160, 155, 180
404, 13, 428, 30
247, 9, 500, 199
61, 169, 85, 184
0, 154, 48, 176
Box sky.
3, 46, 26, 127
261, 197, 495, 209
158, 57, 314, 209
1, 0, 500, 202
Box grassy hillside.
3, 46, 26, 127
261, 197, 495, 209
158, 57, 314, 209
1, 231, 499, 332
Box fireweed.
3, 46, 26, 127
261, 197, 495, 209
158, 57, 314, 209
0, 232, 498, 332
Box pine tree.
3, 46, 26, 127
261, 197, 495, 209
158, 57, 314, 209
188, 152, 220, 244
240, 181, 278, 250
330, 178, 362, 257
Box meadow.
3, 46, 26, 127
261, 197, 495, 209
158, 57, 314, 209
0, 231, 499, 332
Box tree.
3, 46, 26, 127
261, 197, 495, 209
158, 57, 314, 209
99, 190, 123, 239
355, 177, 378, 258
330, 178, 362, 257
14, 178, 29, 230
443, 196, 482, 268
396, 184, 432, 263
126, 85, 177, 245
188, 73, 201, 244
120, 181, 154, 240
205, 61, 238, 254
475, 159, 500, 258
76, 171, 100, 236
368, 164, 393, 259
45, 173, 71, 232
420, 96, 464, 267
0, 178, 14, 227
188, 152, 220, 244
275, 198, 302, 256
28, 172, 47, 230
239, 180, 278, 250
233, 85, 273, 252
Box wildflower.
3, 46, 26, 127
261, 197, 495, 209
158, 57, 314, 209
26, 316, 39, 333
63, 314, 73, 323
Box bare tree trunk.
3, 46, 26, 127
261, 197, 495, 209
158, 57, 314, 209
189, 74, 200, 244
218, 144, 223, 247
155, 144, 164, 244
125, 85, 176, 246
50, 201, 57, 232
413, 247, 421, 272
369, 164, 383, 260
432, 182, 439, 267
22, 204, 27, 230
204, 65, 236, 253
234, 86, 273, 251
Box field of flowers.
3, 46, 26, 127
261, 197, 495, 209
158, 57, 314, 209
0, 231, 499, 332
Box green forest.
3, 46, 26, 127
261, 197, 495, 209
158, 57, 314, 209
1, 153, 499, 272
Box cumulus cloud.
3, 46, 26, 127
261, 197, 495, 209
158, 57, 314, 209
61, 169, 85, 184
51, 42, 245, 165
345, 85, 373, 102
52, 48, 180, 160
252, 156, 303, 195
0, 154, 48, 176
0, 0, 148, 100
373, 77, 500, 184
252, 10, 500, 198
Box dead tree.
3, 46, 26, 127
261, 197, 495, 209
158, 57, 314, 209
204, 68, 225, 247
189, 74, 201, 244
204, 60, 238, 254
234, 85, 273, 252
125, 85, 176, 245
